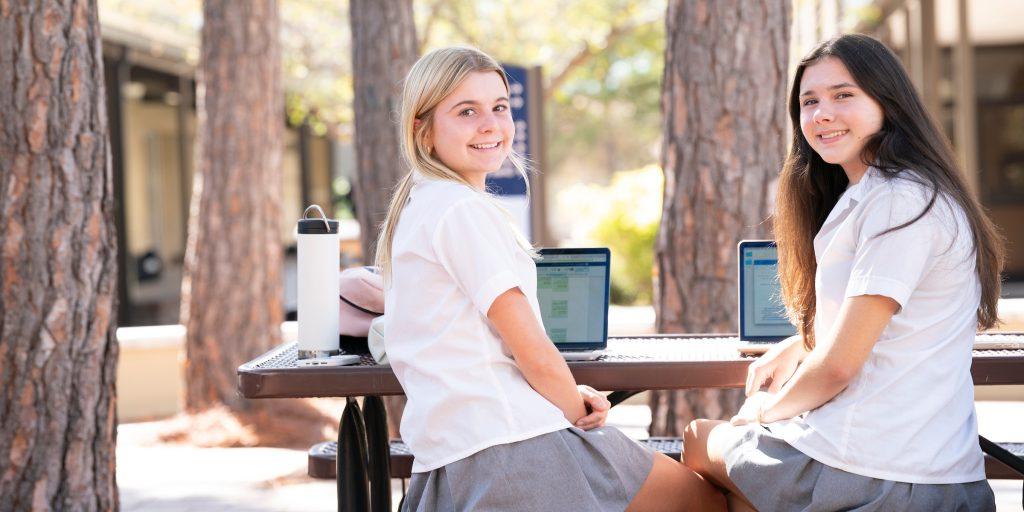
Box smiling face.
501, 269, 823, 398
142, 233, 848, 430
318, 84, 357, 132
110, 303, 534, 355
798, 57, 885, 183
426, 71, 514, 189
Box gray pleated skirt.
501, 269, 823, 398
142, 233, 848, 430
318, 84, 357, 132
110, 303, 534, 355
722, 425, 996, 512
401, 426, 654, 512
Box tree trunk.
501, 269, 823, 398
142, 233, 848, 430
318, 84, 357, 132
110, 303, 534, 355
0, 1, 119, 509
350, 0, 418, 438
182, 0, 284, 411
350, 0, 418, 262
651, 0, 790, 436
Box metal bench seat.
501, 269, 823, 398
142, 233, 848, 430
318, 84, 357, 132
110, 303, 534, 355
308, 438, 1024, 481
309, 439, 413, 480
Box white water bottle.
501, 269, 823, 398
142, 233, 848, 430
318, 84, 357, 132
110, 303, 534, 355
296, 205, 340, 359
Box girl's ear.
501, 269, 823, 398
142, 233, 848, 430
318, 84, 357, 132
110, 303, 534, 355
414, 118, 431, 149
422, 130, 433, 154
413, 118, 430, 145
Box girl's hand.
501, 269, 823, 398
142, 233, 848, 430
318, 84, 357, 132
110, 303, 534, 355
730, 391, 775, 426
574, 385, 610, 430
745, 334, 805, 397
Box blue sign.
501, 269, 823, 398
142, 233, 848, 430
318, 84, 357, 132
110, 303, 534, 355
486, 63, 530, 196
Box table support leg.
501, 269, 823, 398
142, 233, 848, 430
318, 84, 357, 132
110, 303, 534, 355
608, 390, 642, 408
338, 397, 370, 512
978, 435, 1024, 507
363, 396, 391, 512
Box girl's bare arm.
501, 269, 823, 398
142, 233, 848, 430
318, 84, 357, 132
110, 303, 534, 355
754, 294, 898, 423
488, 288, 588, 424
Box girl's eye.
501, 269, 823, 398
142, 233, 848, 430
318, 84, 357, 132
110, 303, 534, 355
459, 108, 476, 117
836, 92, 853, 100
802, 98, 818, 107
494, 104, 508, 112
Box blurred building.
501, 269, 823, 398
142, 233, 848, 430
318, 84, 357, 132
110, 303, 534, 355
794, 0, 1024, 281
100, 12, 355, 326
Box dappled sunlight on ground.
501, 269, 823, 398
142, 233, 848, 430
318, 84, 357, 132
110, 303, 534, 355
133, 398, 348, 449
117, 401, 1024, 511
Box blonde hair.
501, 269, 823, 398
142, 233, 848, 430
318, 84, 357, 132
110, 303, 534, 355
375, 46, 531, 279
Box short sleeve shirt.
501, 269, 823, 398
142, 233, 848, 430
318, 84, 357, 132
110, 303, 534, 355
772, 167, 986, 483
383, 177, 570, 473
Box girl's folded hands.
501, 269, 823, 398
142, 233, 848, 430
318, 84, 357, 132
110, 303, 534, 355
574, 385, 610, 430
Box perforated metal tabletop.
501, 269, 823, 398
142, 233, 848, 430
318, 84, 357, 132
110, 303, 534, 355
238, 334, 1024, 398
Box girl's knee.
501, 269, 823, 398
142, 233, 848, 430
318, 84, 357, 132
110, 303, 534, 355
682, 419, 697, 443
682, 419, 713, 471
683, 419, 719, 445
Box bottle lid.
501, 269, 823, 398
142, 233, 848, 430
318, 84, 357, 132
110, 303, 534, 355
298, 205, 339, 234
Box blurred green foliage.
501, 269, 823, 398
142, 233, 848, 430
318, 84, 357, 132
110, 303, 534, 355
418, 0, 666, 184
99, 0, 666, 186
558, 164, 662, 305
99, 0, 354, 136
332, 176, 355, 220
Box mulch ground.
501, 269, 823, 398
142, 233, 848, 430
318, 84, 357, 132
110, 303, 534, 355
147, 398, 347, 449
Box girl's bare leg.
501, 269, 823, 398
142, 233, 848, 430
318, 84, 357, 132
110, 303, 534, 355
682, 419, 758, 512
727, 494, 757, 512
626, 452, 727, 512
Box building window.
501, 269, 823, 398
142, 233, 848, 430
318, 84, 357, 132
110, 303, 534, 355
975, 45, 1024, 205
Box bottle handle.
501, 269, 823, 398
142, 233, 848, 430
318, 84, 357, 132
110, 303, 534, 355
303, 204, 332, 233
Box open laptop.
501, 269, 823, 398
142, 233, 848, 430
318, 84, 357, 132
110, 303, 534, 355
536, 248, 611, 361
738, 240, 797, 354
735, 240, 1024, 353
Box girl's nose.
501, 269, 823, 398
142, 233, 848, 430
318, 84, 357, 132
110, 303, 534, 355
812, 106, 834, 124
478, 112, 498, 133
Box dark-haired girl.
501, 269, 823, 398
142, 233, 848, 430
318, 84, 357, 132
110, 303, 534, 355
682, 34, 1003, 511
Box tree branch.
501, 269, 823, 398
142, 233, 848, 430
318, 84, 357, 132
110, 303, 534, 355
440, 1, 480, 47
544, 20, 653, 100
417, 0, 444, 50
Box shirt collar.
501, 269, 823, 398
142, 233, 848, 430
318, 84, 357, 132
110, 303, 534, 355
834, 166, 879, 212
815, 167, 879, 242
845, 166, 879, 202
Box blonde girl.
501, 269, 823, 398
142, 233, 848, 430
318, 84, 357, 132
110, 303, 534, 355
378, 46, 725, 511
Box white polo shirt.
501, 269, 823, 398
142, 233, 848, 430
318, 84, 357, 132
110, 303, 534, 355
772, 167, 987, 483
384, 177, 570, 473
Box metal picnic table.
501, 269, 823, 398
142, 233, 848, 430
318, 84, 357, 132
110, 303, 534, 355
238, 333, 1024, 511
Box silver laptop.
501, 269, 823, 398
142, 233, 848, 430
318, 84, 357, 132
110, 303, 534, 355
536, 248, 611, 361
735, 240, 1024, 352
738, 240, 797, 349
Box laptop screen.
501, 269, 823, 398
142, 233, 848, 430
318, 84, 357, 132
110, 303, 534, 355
739, 242, 797, 341
536, 249, 610, 349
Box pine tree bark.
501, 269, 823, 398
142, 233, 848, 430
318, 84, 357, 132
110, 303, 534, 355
350, 0, 418, 262
651, 0, 790, 436
182, 0, 284, 411
0, 1, 119, 509
350, 0, 418, 437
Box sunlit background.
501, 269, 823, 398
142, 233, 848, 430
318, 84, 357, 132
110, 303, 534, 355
94, 2, 1024, 508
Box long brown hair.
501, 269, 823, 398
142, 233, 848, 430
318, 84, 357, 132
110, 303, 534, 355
775, 34, 1004, 350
